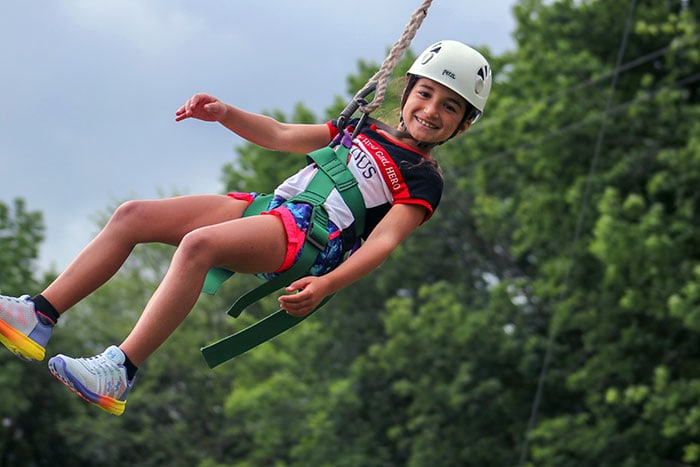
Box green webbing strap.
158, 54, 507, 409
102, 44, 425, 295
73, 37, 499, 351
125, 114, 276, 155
224, 242, 318, 318
200, 295, 334, 368
200, 245, 326, 368
200, 142, 365, 367
303, 144, 365, 237
202, 267, 233, 295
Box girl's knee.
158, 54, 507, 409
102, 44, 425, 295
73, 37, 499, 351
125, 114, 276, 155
111, 200, 144, 222
106, 200, 152, 238
176, 228, 218, 266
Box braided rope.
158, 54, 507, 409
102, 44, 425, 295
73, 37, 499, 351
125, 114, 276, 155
356, 0, 433, 114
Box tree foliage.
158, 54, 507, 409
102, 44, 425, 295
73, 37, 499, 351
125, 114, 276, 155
2, 1, 700, 465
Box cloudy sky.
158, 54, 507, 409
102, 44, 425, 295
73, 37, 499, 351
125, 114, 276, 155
1, 1, 517, 273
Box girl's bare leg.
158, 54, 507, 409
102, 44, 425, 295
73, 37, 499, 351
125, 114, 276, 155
41, 195, 248, 313
119, 214, 288, 365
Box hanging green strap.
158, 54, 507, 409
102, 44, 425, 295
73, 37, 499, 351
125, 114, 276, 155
225, 238, 320, 318
201, 267, 234, 296
201, 294, 335, 368
200, 142, 365, 368
200, 245, 331, 368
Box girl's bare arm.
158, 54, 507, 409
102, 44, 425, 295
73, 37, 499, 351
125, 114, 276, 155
175, 93, 332, 154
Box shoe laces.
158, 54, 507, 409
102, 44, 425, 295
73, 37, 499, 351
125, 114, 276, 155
0, 294, 31, 306
83, 353, 120, 375
81, 353, 127, 396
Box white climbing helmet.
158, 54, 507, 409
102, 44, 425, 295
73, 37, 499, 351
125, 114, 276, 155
407, 40, 492, 121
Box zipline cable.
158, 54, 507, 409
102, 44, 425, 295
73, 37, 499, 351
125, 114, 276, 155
517, 0, 639, 464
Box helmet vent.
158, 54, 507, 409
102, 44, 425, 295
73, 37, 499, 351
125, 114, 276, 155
420, 44, 442, 65
475, 65, 490, 95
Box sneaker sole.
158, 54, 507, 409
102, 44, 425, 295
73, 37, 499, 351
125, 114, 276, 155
48, 357, 126, 416
0, 318, 45, 361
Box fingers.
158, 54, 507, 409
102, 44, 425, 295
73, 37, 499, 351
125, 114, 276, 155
174, 105, 188, 122
175, 94, 219, 122
278, 289, 312, 317
278, 280, 317, 317
286, 277, 310, 293
174, 94, 198, 121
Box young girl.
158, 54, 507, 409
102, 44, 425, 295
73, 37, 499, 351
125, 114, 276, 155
0, 40, 491, 415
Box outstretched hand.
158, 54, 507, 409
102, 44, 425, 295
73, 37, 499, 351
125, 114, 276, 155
278, 276, 332, 317
175, 93, 227, 122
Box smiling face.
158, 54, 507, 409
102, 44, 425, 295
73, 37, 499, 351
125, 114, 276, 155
398, 77, 471, 153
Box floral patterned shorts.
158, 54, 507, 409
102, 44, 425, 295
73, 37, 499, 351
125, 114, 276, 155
228, 192, 347, 280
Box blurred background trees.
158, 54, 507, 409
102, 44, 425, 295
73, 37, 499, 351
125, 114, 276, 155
2, 0, 700, 465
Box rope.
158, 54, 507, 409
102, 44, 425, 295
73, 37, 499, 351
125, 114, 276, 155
516, 0, 638, 464
355, 0, 433, 114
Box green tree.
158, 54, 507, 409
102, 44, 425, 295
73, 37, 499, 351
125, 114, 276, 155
0, 198, 44, 294
472, 0, 700, 465
0, 198, 55, 467
283, 0, 700, 465
8, 1, 700, 465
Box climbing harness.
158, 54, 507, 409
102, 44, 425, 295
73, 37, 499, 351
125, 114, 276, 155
200, 121, 366, 368
199, 89, 371, 369
200, 1, 433, 368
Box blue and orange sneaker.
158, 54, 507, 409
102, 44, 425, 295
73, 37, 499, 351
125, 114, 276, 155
0, 294, 54, 361
48, 345, 135, 416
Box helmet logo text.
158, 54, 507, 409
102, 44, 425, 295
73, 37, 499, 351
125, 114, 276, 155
442, 69, 456, 80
